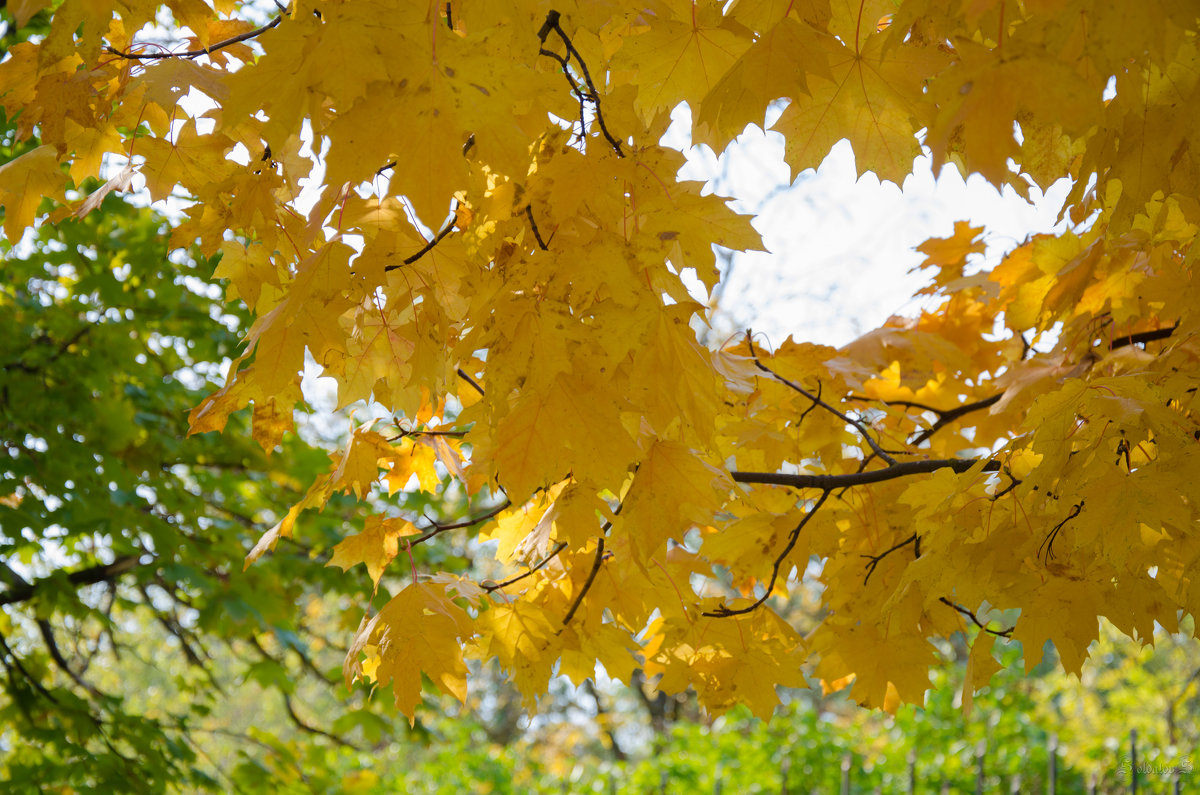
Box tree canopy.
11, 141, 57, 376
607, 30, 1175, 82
2, 0, 1199, 727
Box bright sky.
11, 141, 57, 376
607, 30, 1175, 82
666, 104, 1073, 348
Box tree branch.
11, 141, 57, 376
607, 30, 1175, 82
732, 458, 1000, 490
1108, 323, 1177, 350
0, 630, 59, 705
746, 336, 897, 465
384, 201, 459, 272
484, 541, 567, 593
105, 12, 284, 60
37, 618, 103, 697
0, 554, 145, 607
537, 10, 625, 157
862, 533, 919, 584
409, 499, 511, 547
282, 692, 359, 749
456, 367, 485, 397
704, 490, 831, 618
525, 205, 550, 250
938, 597, 1014, 637
584, 678, 628, 761
562, 538, 605, 626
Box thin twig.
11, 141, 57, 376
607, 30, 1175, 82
0, 630, 59, 704
704, 490, 831, 618
409, 499, 511, 547
106, 13, 283, 60
745, 335, 896, 465
283, 693, 359, 748
909, 394, 1002, 446
562, 538, 605, 625
385, 201, 460, 272
37, 619, 103, 697
861, 533, 919, 584
484, 542, 567, 592
938, 597, 1014, 637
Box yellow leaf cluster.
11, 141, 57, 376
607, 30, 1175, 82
5, 0, 1200, 724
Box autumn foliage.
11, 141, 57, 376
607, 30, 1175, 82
2, 0, 1199, 724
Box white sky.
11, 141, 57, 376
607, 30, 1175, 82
667, 104, 1072, 347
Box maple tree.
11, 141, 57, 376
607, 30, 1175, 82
3, 0, 1200, 727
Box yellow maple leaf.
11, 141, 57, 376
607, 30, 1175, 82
0, 145, 66, 242
344, 582, 474, 725
327, 515, 420, 590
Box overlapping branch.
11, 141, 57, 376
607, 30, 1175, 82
745, 336, 897, 466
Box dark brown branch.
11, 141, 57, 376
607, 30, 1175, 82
525, 205, 550, 250
409, 499, 511, 547
536, 45, 589, 143
562, 538, 605, 626
862, 533, 918, 584
537, 10, 625, 157
732, 457, 1000, 490
705, 490, 831, 618
385, 201, 459, 272
990, 471, 1021, 500
1039, 500, 1084, 562
1109, 323, 1177, 350
846, 395, 941, 413
456, 367, 486, 397
388, 426, 468, 441
0, 554, 144, 607
3, 326, 92, 375
938, 597, 1014, 637
746, 336, 897, 465
909, 394, 1002, 445
484, 542, 567, 592
105, 13, 283, 60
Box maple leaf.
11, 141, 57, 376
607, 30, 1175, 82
327, 514, 419, 591
344, 582, 474, 725
0, 146, 67, 241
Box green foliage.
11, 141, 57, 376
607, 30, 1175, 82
0, 98, 434, 791
357, 624, 1197, 795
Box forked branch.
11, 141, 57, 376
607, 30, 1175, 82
745, 335, 896, 466
537, 10, 625, 157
